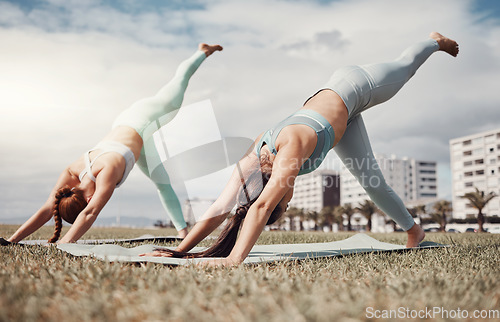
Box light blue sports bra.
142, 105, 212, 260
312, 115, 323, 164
256, 109, 335, 176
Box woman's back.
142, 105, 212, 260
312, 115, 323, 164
68, 126, 142, 189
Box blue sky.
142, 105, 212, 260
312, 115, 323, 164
471, 0, 500, 19
1, 0, 499, 224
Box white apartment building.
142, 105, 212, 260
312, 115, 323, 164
340, 154, 438, 207
289, 170, 340, 212
450, 128, 500, 219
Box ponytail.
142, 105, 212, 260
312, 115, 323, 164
48, 186, 87, 243
158, 203, 252, 259
48, 188, 66, 243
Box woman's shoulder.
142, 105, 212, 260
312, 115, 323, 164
277, 124, 317, 148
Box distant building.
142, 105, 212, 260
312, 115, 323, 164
450, 128, 500, 219
340, 154, 438, 207
289, 170, 340, 212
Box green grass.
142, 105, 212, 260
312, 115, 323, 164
1, 225, 499, 322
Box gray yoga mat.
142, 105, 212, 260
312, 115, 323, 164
57, 234, 446, 266
16, 235, 182, 246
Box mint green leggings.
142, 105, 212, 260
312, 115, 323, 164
113, 50, 206, 231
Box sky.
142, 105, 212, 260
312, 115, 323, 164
0, 0, 499, 225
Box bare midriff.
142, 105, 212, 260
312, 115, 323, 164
302, 89, 348, 147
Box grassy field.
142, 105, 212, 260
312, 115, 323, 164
1, 225, 499, 322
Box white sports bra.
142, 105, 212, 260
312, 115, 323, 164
79, 141, 136, 188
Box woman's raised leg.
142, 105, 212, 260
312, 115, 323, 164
112, 44, 223, 139
361, 32, 459, 109
130, 44, 222, 236
136, 44, 221, 124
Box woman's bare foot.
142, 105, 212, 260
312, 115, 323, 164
199, 43, 223, 57
406, 223, 425, 248
429, 32, 459, 57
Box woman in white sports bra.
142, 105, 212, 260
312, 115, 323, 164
5, 43, 223, 244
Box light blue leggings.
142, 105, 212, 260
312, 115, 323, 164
327, 39, 440, 230
113, 50, 207, 231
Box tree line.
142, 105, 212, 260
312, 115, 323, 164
276, 187, 497, 232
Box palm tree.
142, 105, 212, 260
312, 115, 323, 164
408, 204, 426, 226
336, 203, 355, 231
319, 206, 340, 232
307, 211, 320, 231
356, 200, 378, 232
284, 207, 305, 231
428, 212, 443, 231
298, 208, 308, 231
333, 206, 347, 231
461, 187, 497, 232
414, 204, 426, 225
431, 200, 452, 232
284, 207, 297, 231
273, 209, 288, 230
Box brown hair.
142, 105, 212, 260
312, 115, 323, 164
48, 186, 87, 243
160, 155, 285, 258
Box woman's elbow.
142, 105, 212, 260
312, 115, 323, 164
252, 200, 274, 217
79, 208, 100, 222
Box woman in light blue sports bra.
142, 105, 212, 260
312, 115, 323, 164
143, 32, 459, 265
6, 43, 223, 245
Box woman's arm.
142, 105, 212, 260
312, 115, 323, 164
174, 210, 227, 252
57, 169, 116, 243
7, 168, 78, 243
199, 144, 301, 266
174, 150, 262, 253
7, 203, 53, 243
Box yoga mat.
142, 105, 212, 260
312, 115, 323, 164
57, 234, 446, 266
15, 235, 182, 246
